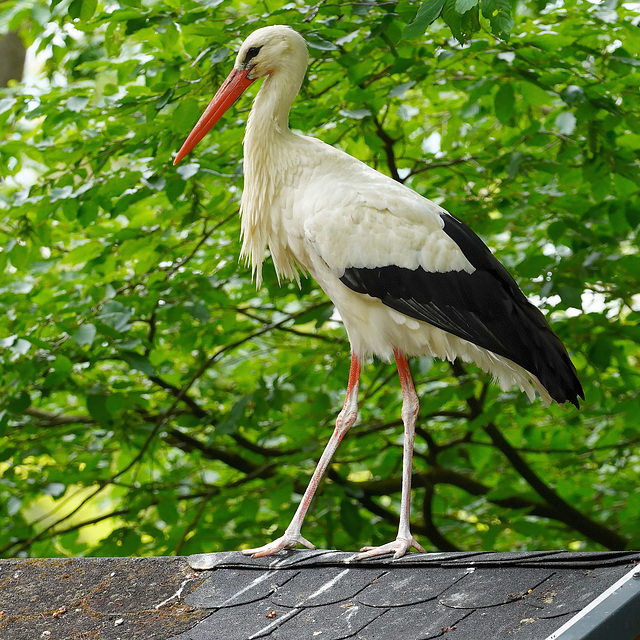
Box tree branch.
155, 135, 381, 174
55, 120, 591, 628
450, 361, 628, 550
24, 407, 95, 426
372, 113, 401, 182
421, 484, 461, 552
482, 421, 627, 549
407, 155, 478, 179
166, 428, 274, 478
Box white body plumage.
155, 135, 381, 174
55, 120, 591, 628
238, 27, 546, 403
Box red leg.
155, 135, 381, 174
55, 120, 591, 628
242, 353, 361, 557
355, 350, 424, 559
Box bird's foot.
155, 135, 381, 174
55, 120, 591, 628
241, 532, 316, 558
353, 536, 425, 560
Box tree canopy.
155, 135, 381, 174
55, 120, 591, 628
1, 0, 639, 558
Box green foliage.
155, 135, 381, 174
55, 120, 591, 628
0, 0, 639, 559
405, 0, 515, 41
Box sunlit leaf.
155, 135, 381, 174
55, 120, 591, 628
456, 0, 478, 13
403, 0, 446, 39
72, 323, 97, 347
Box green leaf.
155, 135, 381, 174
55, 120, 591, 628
561, 85, 585, 106
339, 108, 371, 120
86, 395, 111, 425
339, 499, 365, 539
185, 301, 210, 322
209, 47, 229, 64
558, 285, 582, 309
214, 395, 252, 436
97, 301, 132, 333
157, 499, 179, 525
80, 0, 97, 23
43, 356, 73, 388
120, 351, 154, 375
442, 0, 480, 42
481, 0, 512, 18
403, 0, 446, 39
456, 0, 478, 13
72, 323, 97, 347
104, 21, 124, 58
305, 34, 338, 51
68, 0, 82, 19
481, 0, 514, 39
494, 83, 515, 125
489, 10, 514, 39
555, 112, 577, 135
588, 334, 612, 369
156, 88, 174, 111
7, 392, 30, 414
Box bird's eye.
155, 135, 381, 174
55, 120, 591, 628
243, 46, 262, 66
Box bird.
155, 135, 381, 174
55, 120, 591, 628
173, 25, 583, 559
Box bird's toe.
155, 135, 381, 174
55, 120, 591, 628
241, 533, 316, 557
354, 536, 424, 560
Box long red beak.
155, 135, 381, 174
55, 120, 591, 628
173, 68, 255, 165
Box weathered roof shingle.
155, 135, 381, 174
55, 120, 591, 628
1, 550, 638, 640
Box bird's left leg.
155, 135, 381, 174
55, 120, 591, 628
355, 350, 425, 560
242, 353, 361, 557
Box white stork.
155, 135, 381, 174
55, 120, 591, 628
173, 25, 583, 559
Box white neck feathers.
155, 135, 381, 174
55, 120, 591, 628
239, 48, 308, 287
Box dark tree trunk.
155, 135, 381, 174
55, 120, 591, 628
0, 31, 26, 87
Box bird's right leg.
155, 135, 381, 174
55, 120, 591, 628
242, 353, 361, 557
354, 350, 424, 560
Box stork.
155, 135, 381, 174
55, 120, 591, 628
173, 25, 583, 559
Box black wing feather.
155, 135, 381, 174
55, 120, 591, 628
339, 213, 583, 407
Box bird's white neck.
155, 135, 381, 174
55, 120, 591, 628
240, 58, 307, 286
246, 71, 300, 138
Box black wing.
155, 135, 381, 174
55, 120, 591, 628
340, 213, 583, 407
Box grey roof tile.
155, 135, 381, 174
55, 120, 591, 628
188, 549, 343, 571
267, 549, 351, 568
268, 601, 383, 639
438, 567, 554, 608
185, 568, 298, 608
171, 599, 298, 639
2, 551, 639, 640
186, 550, 488, 571
527, 566, 636, 618
189, 551, 244, 570
352, 551, 486, 567
441, 550, 562, 565
351, 599, 470, 640
449, 604, 576, 640
187, 549, 640, 571
525, 550, 639, 567
270, 567, 386, 607
356, 567, 470, 607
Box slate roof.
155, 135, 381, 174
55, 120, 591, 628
0, 550, 638, 640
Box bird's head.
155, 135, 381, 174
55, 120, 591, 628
235, 25, 307, 81
173, 25, 308, 165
